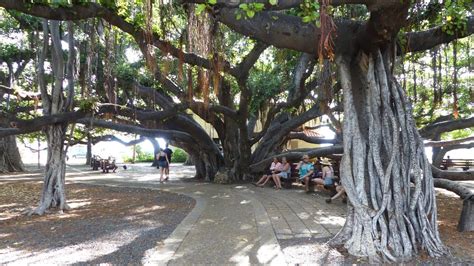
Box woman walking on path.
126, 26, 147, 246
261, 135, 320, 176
157, 149, 170, 183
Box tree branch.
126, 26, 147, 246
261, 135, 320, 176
0, 111, 88, 137
288, 132, 339, 144
425, 136, 474, 147
419, 116, 474, 139
433, 178, 474, 199
76, 118, 195, 143
181, 0, 377, 10
432, 166, 474, 181
0, 0, 238, 77
404, 16, 474, 53
235, 42, 269, 81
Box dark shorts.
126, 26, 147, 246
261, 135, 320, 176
158, 161, 169, 168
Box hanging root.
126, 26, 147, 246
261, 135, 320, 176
333, 50, 448, 262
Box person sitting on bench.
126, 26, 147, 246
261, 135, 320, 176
297, 155, 314, 192
272, 157, 291, 190
254, 157, 281, 187
311, 158, 335, 188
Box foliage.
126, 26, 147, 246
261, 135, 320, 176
171, 148, 188, 163
236, 3, 265, 19
437, 0, 472, 35
298, 0, 321, 24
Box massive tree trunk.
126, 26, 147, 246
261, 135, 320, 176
334, 50, 447, 261
149, 137, 160, 167
85, 132, 92, 165
0, 135, 25, 173
30, 19, 72, 215
32, 124, 68, 215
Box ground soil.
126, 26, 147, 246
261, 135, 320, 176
0, 179, 472, 264
436, 190, 474, 261
0, 181, 195, 264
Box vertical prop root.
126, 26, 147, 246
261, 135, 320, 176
331, 50, 448, 262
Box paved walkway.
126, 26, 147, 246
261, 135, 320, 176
4, 164, 348, 265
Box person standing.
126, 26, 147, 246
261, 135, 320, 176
157, 148, 170, 183
163, 143, 173, 180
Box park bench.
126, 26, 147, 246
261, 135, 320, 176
91, 155, 102, 170
100, 157, 118, 173
440, 158, 473, 171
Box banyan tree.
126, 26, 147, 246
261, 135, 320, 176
0, 0, 473, 262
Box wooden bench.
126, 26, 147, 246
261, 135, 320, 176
441, 159, 473, 171
91, 155, 101, 170
100, 158, 118, 173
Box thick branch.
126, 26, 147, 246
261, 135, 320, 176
432, 166, 474, 181
425, 136, 474, 147
288, 132, 339, 144
76, 118, 195, 144
0, 1, 238, 77
404, 16, 474, 53
433, 178, 474, 199
181, 0, 387, 11
0, 111, 88, 137
419, 116, 474, 139
235, 42, 269, 80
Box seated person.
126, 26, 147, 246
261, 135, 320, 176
311, 158, 335, 188
296, 155, 314, 192
272, 157, 291, 190
254, 157, 281, 187
326, 181, 347, 204
312, 161, 322, 179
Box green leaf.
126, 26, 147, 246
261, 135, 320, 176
269, 0, 278, 5
196, 4, 206, 15
208, 0, 217, 5
247, 10, 255, 18
239, 3, 248, 10
254, 3, 265, 11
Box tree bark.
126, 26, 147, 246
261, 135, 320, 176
0, 135, 25, 173
85, 132, 92, 165
334, 50, 447, 262
32, 124, 68, 215
149, 137, 160, 167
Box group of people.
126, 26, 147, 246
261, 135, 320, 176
156, 144, 173, 183
253, 155, 346, 203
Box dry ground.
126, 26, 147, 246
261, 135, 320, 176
0, 180, 472, 264
0, 181, 195, 264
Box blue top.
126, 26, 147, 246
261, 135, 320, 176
299, 163, 314, 179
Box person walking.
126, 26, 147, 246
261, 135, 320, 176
157, 148, 170, 183
163, 143, 173, 180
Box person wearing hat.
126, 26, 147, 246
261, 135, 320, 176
311, 158, 335, 187
296, 154, 314, 192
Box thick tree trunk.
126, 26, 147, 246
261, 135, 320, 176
85, 132, 92, 165
458, 197, 474, 232
31, 124, 68, 215
184, 154, 194, 166
149, 138, 160, 167
333, 50, 447, 262
0, 135, 25, 173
